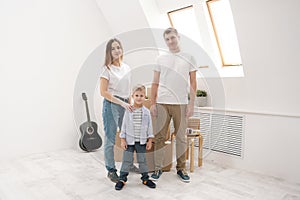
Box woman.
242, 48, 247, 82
100, 38, 135, 183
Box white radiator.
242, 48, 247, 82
193, 111, 244, 157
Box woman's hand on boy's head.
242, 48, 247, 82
121, 102, 134, 112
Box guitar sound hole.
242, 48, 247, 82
87, 127, 94, 134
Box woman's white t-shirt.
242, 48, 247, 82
100, 63, 131, 98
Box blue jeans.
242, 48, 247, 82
119, 142, 149, 182
102, 98, 126, 172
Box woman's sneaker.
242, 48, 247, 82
107, 171, 119, 183
177, 169, 190, 183
143, 180, 156, 188
115, 181, 125, 190
151, 170, 162, 181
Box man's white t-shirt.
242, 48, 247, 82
100, 63, 131, 98
154, 52, 197, 104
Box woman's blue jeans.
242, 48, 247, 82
102, 99, 125, 172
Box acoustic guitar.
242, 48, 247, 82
79, 93, 102, 151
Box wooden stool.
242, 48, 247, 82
186, 131, 203, 172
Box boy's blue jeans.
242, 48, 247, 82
119, 142, 149, 182
102, 99, 125, 172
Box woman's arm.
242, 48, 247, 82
100, 77, 133, 111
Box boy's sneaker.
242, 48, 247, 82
143, 180, 156, 188
107, 171, 119, 183
115, 181, 125, 190
177, 169, 190, 183
151, 170, 162, 181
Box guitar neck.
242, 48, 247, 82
84, 100, 91, 122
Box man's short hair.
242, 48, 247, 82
163, 27, 178, 37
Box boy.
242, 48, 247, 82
115, 84, 156, 190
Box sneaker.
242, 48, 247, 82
143, 180, 156, 188
107, 171, 119, 183
151, 170, 162, 181
115, 181, 125, 190
177, 169, 190, 183
129, 165, 140, 174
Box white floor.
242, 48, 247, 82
0, 149, 299, 200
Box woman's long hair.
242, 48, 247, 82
104, 38, 123, 70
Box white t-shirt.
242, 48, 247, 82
154, 52, 197, 104
100, 63, 131, 98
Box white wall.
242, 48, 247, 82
96, 0, 149, 34
216, 0, 300, 183
227, 0, 300, 115
0, 0, 111, 159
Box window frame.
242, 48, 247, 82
167, 5, 193, 27
206, 0, 242, 67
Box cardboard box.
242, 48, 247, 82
114, 133, 173, 172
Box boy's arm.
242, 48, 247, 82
147, 111, 154, 138
146, 138, 153, 150
120, 138, 127, 150
120, 111, 128, 138
120, 111, 128, 150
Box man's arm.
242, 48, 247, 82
151, 71, 160, 105
189, 71, 197, 105
187, 71, 197, 117
150, 71, 160, 116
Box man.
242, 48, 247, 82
150, 27, 197, 182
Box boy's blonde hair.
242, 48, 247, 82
132, 84, 146, 94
